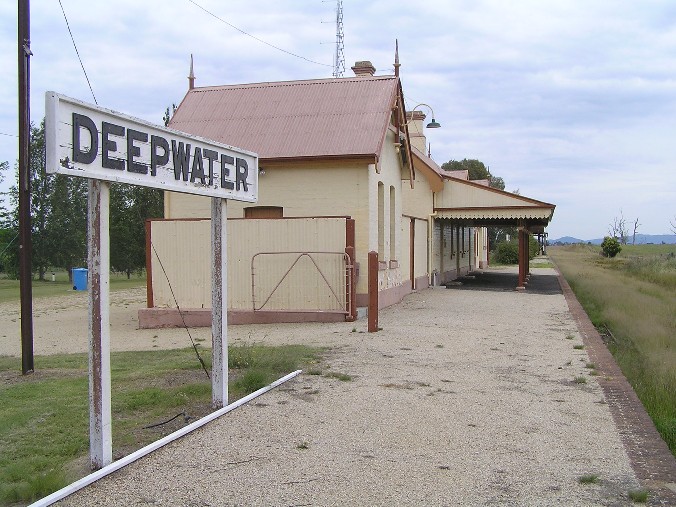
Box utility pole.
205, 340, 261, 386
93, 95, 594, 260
18, 0, 34, 375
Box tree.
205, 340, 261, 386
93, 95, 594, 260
601, 236, 621, 258
110, 184, 163, 278
632, 218, 640, 245
163, 103, 177, 127
608, 211, 629, 245
670, 216, 676, 235
1, 121, 88, 279
441, 159, 506, 190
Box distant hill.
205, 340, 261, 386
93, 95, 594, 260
551, 234, 676, 245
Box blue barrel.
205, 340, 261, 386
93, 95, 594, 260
72, 268, 88, 291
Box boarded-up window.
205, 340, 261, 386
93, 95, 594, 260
244, 206, 283, 219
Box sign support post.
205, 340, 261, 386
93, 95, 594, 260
88, 179, 112, 469
45, 91, 257, 468
211, 197, 228, 408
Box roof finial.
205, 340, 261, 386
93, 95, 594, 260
188, 54, 195, 90
394, 39, 400, 77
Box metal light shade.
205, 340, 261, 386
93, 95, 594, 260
426, 118, 441, 129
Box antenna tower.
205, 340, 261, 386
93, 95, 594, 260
333, 0, 345, 77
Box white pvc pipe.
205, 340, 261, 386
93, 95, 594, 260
30, 370, 302, 507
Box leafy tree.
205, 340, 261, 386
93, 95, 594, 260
492, 236, 539, 264
441, 159, 506, 190
47, 174, 87, 279
163, 103, 177, 127
601, 236, 621, 258
110, 184, 163, 278
1, 121, 88, 279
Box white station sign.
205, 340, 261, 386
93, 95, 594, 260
45, 91, 258, 202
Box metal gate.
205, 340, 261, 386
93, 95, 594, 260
251, 251, 353, 315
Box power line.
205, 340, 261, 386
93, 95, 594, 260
0, 132, 19, 138
187, 0, 332, 68
58, 0, 98, 105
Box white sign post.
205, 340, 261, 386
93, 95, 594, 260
46, 92, 257, 469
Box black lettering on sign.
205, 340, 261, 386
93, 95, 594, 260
190, 147, 205, 184
220, 154, 234, 190
172, 141, 191, 181
150, 135, 169, 176
102, 122, 125, 170
72, 113, 98, 164
203, 149, 217, 186
236, 158, 249, 192
127, 129, 148, 174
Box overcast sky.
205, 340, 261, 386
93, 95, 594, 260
1, 0, 674, 239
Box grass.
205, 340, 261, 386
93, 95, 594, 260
574, 376, 587, 384
573, 344, 585, 350
578, 474, 600, 484
0, 270, 146, 303
549, 245, 676, 456
0, 343, 321, 505
628, 489, 649, 503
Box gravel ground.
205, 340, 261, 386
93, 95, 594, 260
1, 268, 645, 505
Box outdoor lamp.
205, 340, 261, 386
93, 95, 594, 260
408, 103, 441, 129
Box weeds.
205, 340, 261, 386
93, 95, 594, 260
628, 489, 649, 503
573, 344, 585, 350
578, 474, 599, 484
0, 344, 321, 504
574, 376, 587, 384
550, 245, 676, 456
323, 371, 352, 382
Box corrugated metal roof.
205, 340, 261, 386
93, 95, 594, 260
170, 76, 399, 160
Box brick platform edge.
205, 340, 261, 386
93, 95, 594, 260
554, 266, 676, 504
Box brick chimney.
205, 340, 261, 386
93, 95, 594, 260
406, 111, 427, 153
351, 60, 376, 77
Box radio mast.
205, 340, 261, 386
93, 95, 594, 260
333, 0, 345, 77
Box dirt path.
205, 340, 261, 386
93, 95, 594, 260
15, 267, 657, 506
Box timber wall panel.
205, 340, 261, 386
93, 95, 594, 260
150, 218, 347, 311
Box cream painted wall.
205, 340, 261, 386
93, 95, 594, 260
150, 218, 349, 310
372, 130, 406, 293
164, 131, 418, 304
401, 170, 434, 220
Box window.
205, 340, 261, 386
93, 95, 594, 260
389, 186, 396, 261
244, 206, 283, 219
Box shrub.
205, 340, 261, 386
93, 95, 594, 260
601, 236, 622, 258
492, 236, 539, 265
493, 241, 519, 264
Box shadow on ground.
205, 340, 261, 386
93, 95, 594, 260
445, 269, 562, 295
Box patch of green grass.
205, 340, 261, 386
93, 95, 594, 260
296, 441, 309, 450
574, 376, 587, 384
228, 343, 322, 398
565, 334, 575, 340
573, 344, 585, 350
550, 245, 676, 457
585, 363, 596, 369
435, 344, 444, 349
628, 489, 649, 503
0, 270, 146, 303
323, 371, 353, 382
578, 474, 599, 484
0, 343, 321, 504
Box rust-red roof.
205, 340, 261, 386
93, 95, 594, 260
170, 76, 399, 160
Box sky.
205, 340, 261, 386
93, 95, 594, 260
1, 0, 675, 240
